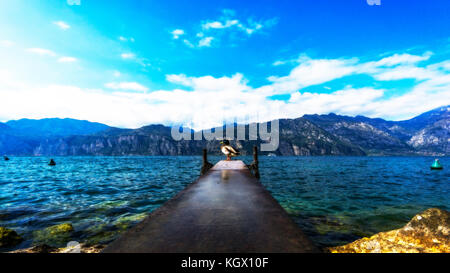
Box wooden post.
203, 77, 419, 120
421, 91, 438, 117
200, 149, 213, 175
252, 146, 260, 179
253, 146, 258, 163
203, 149, 208, 163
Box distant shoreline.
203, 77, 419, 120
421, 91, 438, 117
2, 106, 448, 157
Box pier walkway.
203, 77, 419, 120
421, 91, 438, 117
102, 160, 318, 253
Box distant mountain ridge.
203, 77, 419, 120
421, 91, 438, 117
303, 106, 449, 155
0, 106, 448, 156
0, 118, 111, 156
5, 118, 110, 137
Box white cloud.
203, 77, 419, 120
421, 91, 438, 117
26, 48, 78, 64
121, 53, 135, 59
201, 16, 274, 36
174, 10, 277, 48
53, 21, 71, 30
119, 36, 135, 42
159, 52, 450, 127
166, 74, 192, 86
375, 52, 432, 67
198, 37, 214, 47
171, 29, 185, 39
58, 57, 77, 63
1, 51, 449, 129
288, 87, 385, 115
239, 21, 263, 35
372, 65, 435, 81
0, 40, 14, 47
119, 53, 151, 68
166, 73, 247, 92
263, 56, 359, 95
272, 60, 286, 66
183, 39, 194, 48
428, 60, 450, 72
202, 20, 239, 30
27, 48, 57, 56
202, 21, 224, 30
105, 82, 149, 92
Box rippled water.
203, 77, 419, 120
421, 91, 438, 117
259, 156, 449, 247
0, 156, 448, 251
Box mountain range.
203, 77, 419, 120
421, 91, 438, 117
0, 106, 448, 156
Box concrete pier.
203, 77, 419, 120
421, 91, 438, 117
102, 160, 318, 253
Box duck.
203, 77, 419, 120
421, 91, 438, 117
220, 140, 240, 161
4, 156, 9, 161
48, 159, 56, 166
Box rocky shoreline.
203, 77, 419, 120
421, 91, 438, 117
2, 208, 449, 253
1, 223, 107, 253
328, 208, 449, 253
8, 243, 106, 253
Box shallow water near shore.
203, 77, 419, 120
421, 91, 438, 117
0, 156, 449, 251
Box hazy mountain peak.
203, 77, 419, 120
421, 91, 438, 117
5, 118, 110, 137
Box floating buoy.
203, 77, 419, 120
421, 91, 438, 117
3, 156, 9, 161
430, 159, 443, 170
48, 159, 56, 166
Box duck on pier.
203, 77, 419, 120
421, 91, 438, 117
220, 140, 240, 161
48, 159, 56, 166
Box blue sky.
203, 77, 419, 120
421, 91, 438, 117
0, 0, 449, 129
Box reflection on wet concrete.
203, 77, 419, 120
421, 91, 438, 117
220, 170, 231, 182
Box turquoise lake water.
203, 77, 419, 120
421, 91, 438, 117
0, 156, 448, 251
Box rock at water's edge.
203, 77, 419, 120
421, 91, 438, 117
0, 227, 23, 248
33, 223, 74, 247
47, 223, 74, 235
328, 208, 449, 253
8, 243, 105, 253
